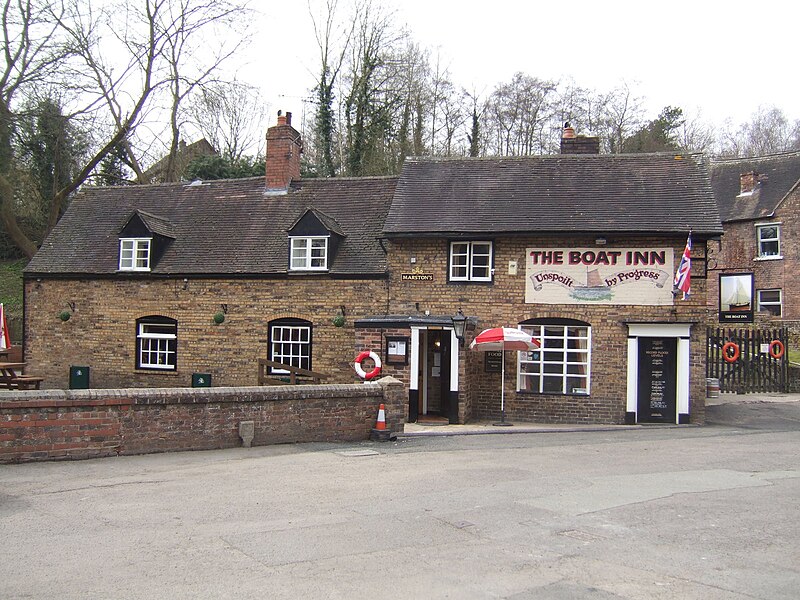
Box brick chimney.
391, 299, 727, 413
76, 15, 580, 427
265, 110, 302, 194
739, 171, 757, 195
560, 122, 600, 154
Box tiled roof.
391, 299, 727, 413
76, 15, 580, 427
135, 210, 176, 239
384, 153, 723, 237
26, 176, 396, 276
710, 152, 800, 222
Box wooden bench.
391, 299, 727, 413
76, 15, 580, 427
10, 376, 44, 390
0, 375, 44, 390
257, 359, 328, 386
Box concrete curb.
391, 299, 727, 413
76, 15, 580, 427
396, 423, 691, 438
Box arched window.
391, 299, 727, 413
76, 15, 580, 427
268, 318, 312, 373
136, 316, 177, 370
518, 318, 591, 395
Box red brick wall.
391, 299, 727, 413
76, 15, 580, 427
0, 378, 406, 463
708, 187, 798, 320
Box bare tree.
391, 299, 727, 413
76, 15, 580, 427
676, 109, 715, 153
717, 106, 800, 158
309, 0, 353, 177
0, 0, 252, 258
0, 0, 72, 257
485, 73, 557, 156
597, 82, 645, 153
189, 80, 265, 160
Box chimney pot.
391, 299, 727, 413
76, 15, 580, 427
286, 112, 292, 126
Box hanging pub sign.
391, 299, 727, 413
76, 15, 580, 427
719, 273, 754, 323
525, 247, 675, 305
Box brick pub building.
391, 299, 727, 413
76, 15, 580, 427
23, 118, 722, 425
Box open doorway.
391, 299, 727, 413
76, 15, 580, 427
409, 327, 459, 424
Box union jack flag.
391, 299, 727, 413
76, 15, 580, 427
673, 233, 692, 300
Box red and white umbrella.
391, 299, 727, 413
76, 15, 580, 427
469, 327, 540, 352
470, 327, 539, 425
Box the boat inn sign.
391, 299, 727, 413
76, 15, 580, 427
526, 247, 674, 305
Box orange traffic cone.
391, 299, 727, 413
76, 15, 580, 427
375, 404, 386, 430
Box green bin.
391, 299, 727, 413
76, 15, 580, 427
69, 366, 90, 389
192, 373, 211, 387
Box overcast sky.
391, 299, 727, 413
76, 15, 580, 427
242, 0, 798, 133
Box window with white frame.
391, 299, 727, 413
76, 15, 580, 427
757, 289, 782, 316
290, 236, 328, 270
269, 319, 312, 373
449, 241, 493, 282
136, 317, 177, 370
119, 238, 152, 271
518, 319, 591, 395
756, 224, 781, 258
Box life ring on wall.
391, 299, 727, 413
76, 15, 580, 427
722, 342, 740, 363
354, 350, 382, 380
769, 340, 785, 359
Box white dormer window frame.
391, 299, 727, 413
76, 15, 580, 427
119, 238, 152, 271
290, 236, 329, 271
755, 222, 781, 260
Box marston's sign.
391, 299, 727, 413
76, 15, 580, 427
525, 247, 675, 305
401, 266, 433, 282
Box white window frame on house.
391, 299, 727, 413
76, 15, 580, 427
136, 317, 177, 370
119, 238, 152, 271
756, 289, 782, 317
269, 320, 312, 374
449, 241, 493, 282
517, 321, 591, 395
755, 223, 781, 259
290, 236, 329, 271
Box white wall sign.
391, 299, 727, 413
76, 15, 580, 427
525, 247, 675, 305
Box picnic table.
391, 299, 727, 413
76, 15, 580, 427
0, 362, 44, 390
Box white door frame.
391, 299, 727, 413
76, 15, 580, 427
410, 326, 459, 416
626, 323, 691, 424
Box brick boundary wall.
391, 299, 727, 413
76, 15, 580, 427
0, 377, 406, 464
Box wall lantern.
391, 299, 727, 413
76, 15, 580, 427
451, 308, 467, 346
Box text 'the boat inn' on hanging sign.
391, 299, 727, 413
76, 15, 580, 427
525, 248, 675, 305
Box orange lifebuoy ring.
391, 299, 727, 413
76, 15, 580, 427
354, 350, 382, 380
722, 342, 740, 363
769, 340, 785, 359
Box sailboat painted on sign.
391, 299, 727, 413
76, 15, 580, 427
724, 277, 751, 312
570, 267, 614, 301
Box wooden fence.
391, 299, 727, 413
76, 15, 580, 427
706, 327, 788, 393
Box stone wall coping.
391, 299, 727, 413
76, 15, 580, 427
0, 380, 399, 409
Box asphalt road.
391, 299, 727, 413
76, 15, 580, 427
1, 398, 799, 599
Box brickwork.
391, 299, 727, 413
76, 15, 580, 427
265, 112, 302, 190
708, 187, 799, 321
24, 277, 387, 389
0, 377, 406, 463
385, 235, 710, 424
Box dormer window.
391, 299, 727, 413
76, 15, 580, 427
118, 210, 174, 273
119, 238, 152, 271
290, 236, 328, 270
